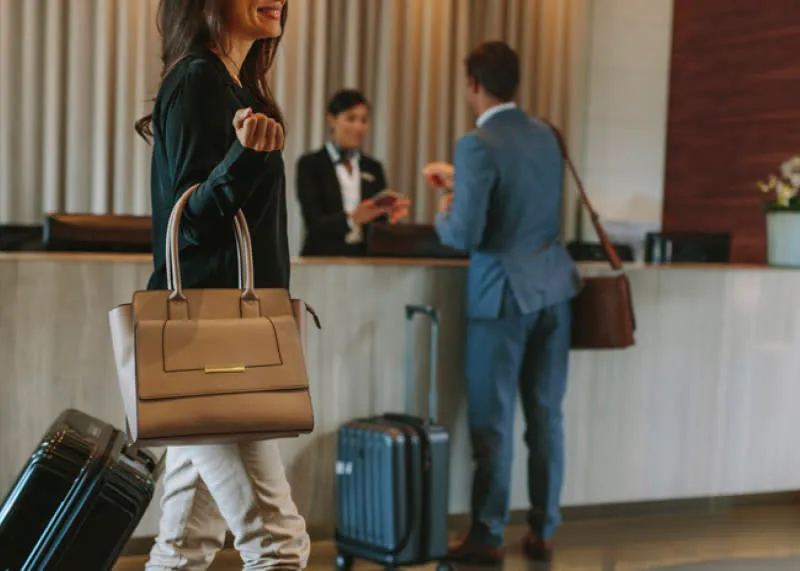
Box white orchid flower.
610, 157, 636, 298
780, 156, 800, 179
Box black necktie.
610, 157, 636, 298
336, 146, 355, 173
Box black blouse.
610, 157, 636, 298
146, 48, 290, 292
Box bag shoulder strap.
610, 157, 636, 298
542, 119, 623, 271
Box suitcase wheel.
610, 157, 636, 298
335, 552, 353, 571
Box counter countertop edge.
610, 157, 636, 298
0, 251, 793, 272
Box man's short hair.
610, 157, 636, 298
464, 41, 520, 101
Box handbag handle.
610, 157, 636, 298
164, 192, 255, 293
543, 120, 623, 272
165, 188, 321, 328
230, 215, 323, 329
164, 185, 258, 308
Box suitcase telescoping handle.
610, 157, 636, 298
125, 420, 166, 479
404, 304, 439, 422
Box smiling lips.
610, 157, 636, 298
257, 5, 282, 21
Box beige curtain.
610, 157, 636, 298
0, 0, 161, 222
0, 0, 591, 253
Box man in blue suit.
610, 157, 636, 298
424, 42, 582, 564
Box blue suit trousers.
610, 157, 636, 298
465, 286, 571, 546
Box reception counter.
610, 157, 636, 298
1, 253, 800, 538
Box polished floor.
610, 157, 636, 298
115, 505, 800, 570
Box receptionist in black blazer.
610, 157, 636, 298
297, 90, 409, 257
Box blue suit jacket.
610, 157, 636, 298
435, 107, 582, 319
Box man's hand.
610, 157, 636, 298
438, 192, 454, 214
234, 108, 284, 152
422, 162, 455, 190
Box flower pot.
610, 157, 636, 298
766, 210, 800, 267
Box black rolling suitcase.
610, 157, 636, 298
0, 409, 163, 571
335, 305, 451, 571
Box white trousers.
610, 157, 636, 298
145, 440, 310, 571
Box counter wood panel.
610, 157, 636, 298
663, 0, 800, 262
2, 256, 800, 538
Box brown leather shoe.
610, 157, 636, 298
446, 538, 505, 566
522, 534, 553, 563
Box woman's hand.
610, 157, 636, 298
233, 108, 284, 152
422, 162, 455, 190
387, 198, 411, 224
351, 198, 385, 225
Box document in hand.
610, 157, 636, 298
372, 189, 403, 208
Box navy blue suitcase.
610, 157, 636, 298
335, 305, 451, 571
0, 409, 162, 570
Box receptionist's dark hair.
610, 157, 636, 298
327, 89, 370, 116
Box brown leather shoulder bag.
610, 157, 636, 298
546, 122, 637, 350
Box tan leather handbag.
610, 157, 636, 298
109, 186, 318, 447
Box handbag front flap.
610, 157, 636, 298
132, 288, 294, 321
131, 288, 309, 401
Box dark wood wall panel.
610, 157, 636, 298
663, 0, 800, 263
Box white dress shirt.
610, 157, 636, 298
476, 102, 517, 128
326, 142, 363, 244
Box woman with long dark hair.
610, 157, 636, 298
135, 1, 310, 568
